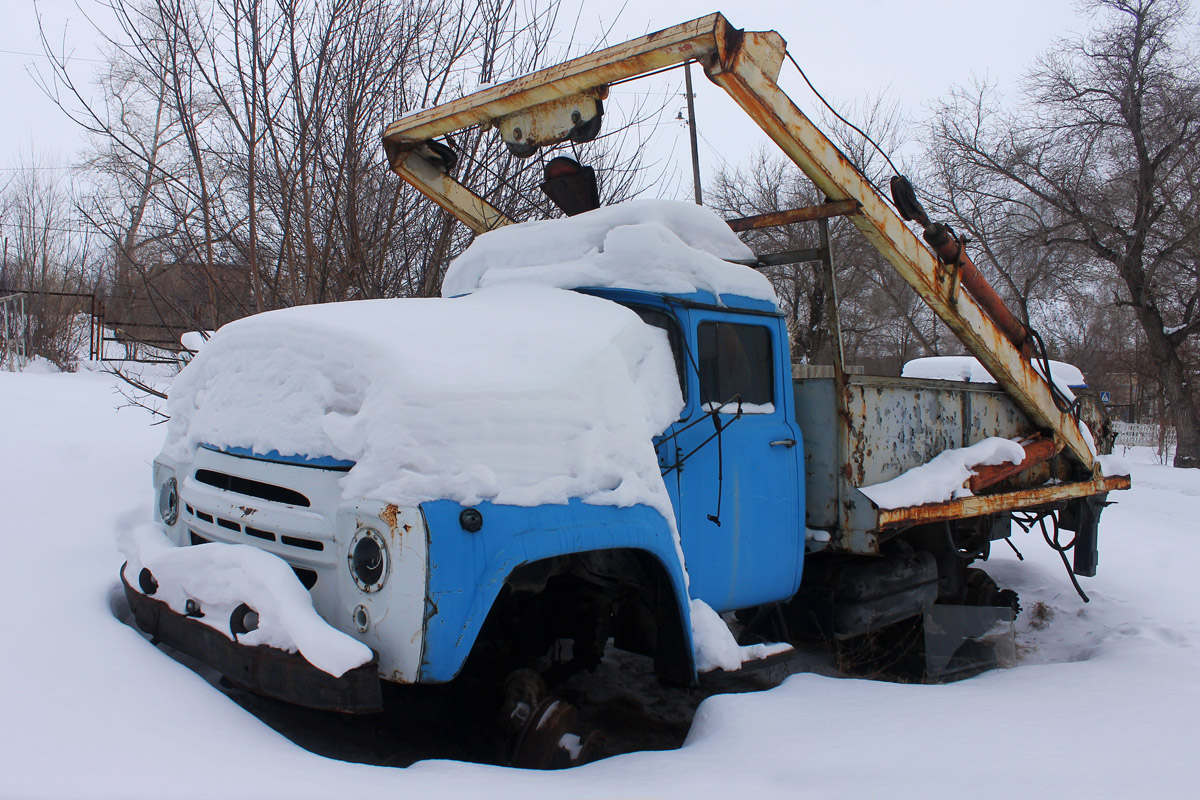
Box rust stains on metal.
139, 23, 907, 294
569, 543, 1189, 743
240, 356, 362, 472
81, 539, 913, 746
382, 14, 728, 149
725, 199, 859, 232
967, 435, 1061, 493
923, 223, 1030, 356
237, 506, 257, 518
877, 475, 1130, 528
389, 151, 513, 234
379, 503, 400, 533
702, 36, 1096, 469
495, 89, 607, 153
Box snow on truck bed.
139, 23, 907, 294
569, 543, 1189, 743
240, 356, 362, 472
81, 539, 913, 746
859, 437, 1028, 509
903, 355, 1086, 388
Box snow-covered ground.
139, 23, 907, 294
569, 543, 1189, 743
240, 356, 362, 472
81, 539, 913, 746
2, 365, 1197, 799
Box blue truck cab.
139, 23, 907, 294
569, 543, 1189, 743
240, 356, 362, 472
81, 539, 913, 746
418, 287, 806, 686
132, 277, 809, 713
594, 288, 805, 611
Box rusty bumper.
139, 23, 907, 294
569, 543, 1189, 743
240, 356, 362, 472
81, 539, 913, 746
121, 570, 383, 714
876, 475, 1131, 529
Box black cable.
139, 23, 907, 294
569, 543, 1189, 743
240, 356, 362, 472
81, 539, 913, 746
1003, 537, 1025, 561
707, 407, 727, 526
706, 398, 744, 527
609, 61, 687, 88
784, 51, 901, 179
659, 398, 744, 477
1012, 509, 1088, 601
1026, 327, 1082, 421
1038, 513, 1089, 603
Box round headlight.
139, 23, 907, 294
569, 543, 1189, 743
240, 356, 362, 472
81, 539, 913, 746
348, 527, 389, 592
158, 477, 179, 526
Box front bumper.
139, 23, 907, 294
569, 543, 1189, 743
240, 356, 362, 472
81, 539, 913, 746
122, 569, 383, 713
155, 448, 430, 685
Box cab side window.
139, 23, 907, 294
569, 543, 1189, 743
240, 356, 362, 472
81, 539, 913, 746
698, 322, 773, 409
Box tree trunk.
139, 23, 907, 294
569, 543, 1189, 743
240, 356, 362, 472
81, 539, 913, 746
1135, 303, 1200, 467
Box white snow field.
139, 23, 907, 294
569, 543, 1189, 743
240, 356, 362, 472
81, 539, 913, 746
3, 365, 1198, 799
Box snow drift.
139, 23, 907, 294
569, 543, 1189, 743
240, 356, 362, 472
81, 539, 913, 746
689, 599, 792, 673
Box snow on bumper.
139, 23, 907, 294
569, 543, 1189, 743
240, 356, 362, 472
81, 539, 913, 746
151, 449, 430, 686
120, 563, 382, 713
122, 524, 373, 677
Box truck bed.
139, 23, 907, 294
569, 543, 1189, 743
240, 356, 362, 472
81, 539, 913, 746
793, 374, 1129, 555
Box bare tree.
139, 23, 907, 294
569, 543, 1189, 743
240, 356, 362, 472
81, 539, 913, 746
0, 158, 96, 368
39, 0, 659, 328
708, 93, 931, 372
921, 91, 1082, 329
928, 0, 1200, 467
708, 148, 832, 362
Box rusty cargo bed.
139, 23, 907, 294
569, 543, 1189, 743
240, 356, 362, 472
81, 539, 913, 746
793, 374, 1129, 557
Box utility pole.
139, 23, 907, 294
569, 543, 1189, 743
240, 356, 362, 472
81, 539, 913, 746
683, 60, 703, 206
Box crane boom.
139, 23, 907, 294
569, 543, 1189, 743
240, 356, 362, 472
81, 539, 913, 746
382, 13, 1099, 470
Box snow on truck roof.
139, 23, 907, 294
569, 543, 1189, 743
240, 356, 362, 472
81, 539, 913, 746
164, 200, 772, 517
441, 199, 778, 305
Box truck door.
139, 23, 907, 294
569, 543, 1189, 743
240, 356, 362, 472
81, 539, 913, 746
666, 313, 804, 612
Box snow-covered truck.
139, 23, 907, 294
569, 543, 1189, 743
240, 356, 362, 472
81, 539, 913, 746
122, 14, 1130, 767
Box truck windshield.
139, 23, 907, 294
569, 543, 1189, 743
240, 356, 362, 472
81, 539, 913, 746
625, 306, 687, 401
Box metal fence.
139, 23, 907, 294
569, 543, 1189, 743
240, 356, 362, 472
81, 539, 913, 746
1, 292, 29, 370
0, 290, 160, 367
1112, 421, 1177, 449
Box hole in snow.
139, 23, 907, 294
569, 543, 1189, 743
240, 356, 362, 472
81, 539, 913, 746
107, 583, 133, 627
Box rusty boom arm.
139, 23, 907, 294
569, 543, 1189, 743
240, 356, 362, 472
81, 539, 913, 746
382, 13, 1100, 471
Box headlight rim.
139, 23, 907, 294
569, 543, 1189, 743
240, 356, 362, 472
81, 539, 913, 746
158, 476, 179, 526
348, 526, 390, 593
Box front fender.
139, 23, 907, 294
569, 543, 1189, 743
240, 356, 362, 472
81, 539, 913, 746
418, 499, 692, 683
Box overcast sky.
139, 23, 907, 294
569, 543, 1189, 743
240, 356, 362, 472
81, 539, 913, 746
2, 0, 1091, 193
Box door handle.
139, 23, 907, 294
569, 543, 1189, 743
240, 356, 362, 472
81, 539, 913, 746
770, 439, 796, 448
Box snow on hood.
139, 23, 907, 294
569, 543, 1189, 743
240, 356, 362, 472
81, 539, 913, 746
441, 199, 778, 305
162, 284, 684, 520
